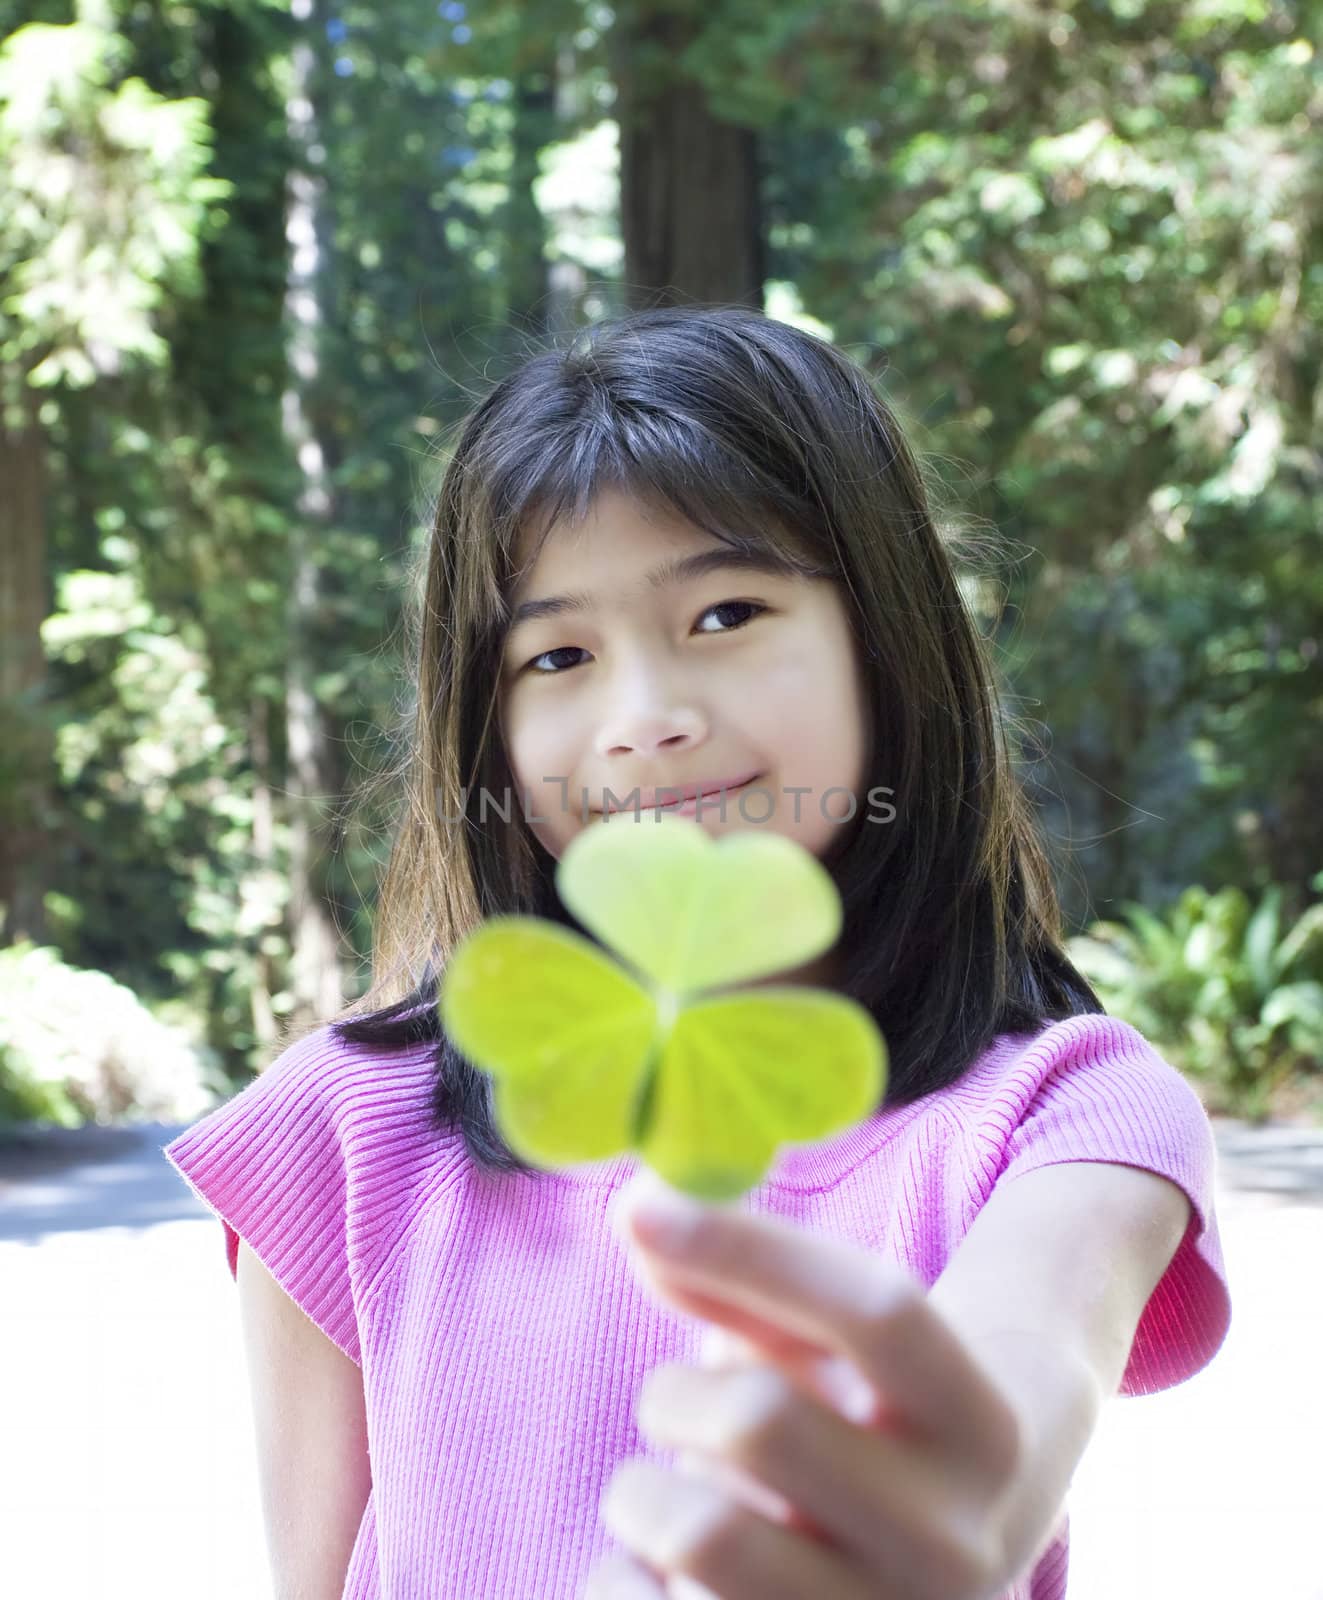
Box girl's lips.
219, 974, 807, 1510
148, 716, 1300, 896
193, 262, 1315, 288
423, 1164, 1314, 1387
657, 774, 763, 814
593, 770, 765, 815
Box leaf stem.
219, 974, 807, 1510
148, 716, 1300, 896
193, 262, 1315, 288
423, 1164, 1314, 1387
630, 988, 678, 1143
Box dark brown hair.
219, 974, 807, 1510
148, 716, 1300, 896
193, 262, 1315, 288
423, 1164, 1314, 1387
331, 305, 1102, 1174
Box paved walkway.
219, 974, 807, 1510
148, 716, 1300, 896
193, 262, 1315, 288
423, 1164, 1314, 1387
2, 1115, 1321, 1599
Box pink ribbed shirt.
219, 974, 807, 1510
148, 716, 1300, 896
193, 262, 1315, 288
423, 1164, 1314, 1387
163, 1012, 1232, 1599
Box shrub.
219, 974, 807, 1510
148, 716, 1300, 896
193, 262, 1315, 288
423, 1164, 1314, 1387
1067, 877, 1323, 1122
0, 941, 226, 1128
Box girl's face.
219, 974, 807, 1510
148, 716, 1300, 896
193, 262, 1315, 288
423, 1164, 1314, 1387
498, 489, 872, 872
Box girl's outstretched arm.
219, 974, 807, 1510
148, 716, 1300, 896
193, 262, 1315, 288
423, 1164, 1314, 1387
587, 1159, 1190, 1600
236, 1238, 373, 1600
925, 1158, 1192, 1573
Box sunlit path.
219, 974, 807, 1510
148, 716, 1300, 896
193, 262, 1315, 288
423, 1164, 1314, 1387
3, 1118, 1320, 1599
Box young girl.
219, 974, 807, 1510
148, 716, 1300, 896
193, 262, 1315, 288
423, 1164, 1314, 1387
164, 306, 1232, 1600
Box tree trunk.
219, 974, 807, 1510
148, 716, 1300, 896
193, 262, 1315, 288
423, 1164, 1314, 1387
0, 378, 52, 947
280, 0, 344, 1030
248, 693, 279, 1051
504, 54, 558, 334
543, 43, 593, 334
610, 4, 765, 310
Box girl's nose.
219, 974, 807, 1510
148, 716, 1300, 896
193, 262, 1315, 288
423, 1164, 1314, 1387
597, 706, 706, 760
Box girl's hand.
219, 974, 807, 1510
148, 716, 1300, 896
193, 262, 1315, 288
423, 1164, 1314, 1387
584, 1173, 1027, 1600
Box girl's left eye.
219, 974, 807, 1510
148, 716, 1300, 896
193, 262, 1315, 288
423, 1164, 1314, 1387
694, 598, 767, 635
521, 599, 768, 676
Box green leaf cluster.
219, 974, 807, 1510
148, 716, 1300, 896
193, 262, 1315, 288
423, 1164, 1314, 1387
439, 818, 887, 1198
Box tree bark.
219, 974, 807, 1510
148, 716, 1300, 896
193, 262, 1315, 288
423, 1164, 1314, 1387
0, 378, 52, 947
248, 692, 279, 1051
504, 54, 558, 334
280, 0, 344, 1030
610, 4, 765, 310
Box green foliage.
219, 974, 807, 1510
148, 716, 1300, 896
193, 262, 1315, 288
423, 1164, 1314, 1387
1068, 876, 1323, 1121
37, 544, 316, 1070
2, 0, 1319, 1121
0, 16, 228, 392
766, 0, 1323, 916
0, 940, 225, 1129
439, 818, 887, 1198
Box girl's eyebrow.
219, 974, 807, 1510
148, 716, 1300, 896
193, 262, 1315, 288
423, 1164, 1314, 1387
507, 547, 815, 630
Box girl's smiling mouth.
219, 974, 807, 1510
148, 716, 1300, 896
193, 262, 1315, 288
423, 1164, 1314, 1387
596, 771, 765, 816
654, 772, 764, 815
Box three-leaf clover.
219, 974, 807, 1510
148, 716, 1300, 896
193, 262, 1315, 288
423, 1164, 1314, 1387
438, 815, 887, 1200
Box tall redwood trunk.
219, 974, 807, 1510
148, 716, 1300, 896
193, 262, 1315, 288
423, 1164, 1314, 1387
248, 692, 279, 1050
505, 52, 558, 333
280, 0, 344, 1030
0, 379, 52, 947
610, 5, 765, 309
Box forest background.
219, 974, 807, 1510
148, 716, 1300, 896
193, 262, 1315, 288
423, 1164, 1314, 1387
1, 0, 1320, 1130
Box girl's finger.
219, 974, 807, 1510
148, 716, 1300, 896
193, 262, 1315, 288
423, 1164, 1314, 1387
636, 1359, 1001, 1595
631, 1247, 851, 1379
683, 1279, 883, 1426
615, 1179, 1017, 1479
603, 1456, 877, 1600
582, 1548, 668, 1599
680, 1326, 805, 1540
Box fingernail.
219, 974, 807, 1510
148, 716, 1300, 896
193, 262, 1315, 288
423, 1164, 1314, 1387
697, 1326, 742, 1368
817, 1356, 880, 1425
627, 1179, 707, 1253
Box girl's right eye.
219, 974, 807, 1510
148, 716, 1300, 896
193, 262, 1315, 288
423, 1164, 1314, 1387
524, 645, 586, 676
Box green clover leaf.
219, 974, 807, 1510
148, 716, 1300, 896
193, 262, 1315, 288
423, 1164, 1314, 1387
438, 816, 887, 1199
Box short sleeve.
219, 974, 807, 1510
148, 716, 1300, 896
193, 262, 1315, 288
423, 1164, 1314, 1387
163, 1025, 372, 1365
989, 1015, 1232, 1397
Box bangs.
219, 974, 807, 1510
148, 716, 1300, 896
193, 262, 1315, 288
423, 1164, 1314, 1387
483, 376, 842, 610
